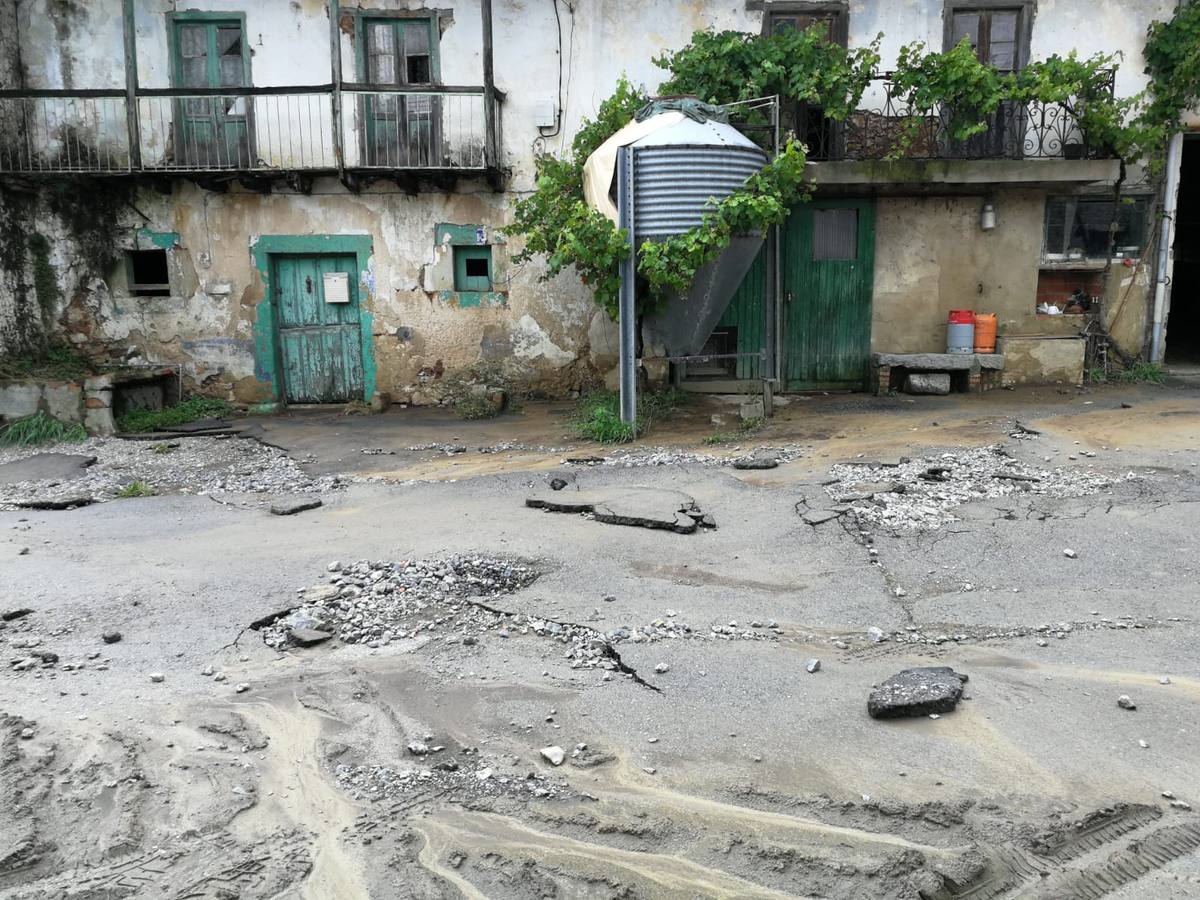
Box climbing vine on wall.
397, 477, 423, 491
508, 16, 1195, 318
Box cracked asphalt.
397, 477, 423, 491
2, 380, 1199, 899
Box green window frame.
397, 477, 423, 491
354, 13, 442, 166
167, 12, 250, 89
454, 246, 493, 292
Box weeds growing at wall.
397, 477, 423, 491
572, 388, 690, 443
0, 412, 87, 447
0, 343, 93, 381
117, 397, 233, 434
1090, 361, 1166, 385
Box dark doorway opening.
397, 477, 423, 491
1166, 136, 1200, 367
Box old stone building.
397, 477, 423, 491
0, 0, 1195, 414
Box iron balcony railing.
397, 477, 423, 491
788, 72, 1119, 162
0, 84, 500, 175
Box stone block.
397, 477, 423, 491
739, 400, 765, 421
43, 384, 83, 423
369, 391, 391, 414
904, 373, 951, 395
0, 383, 42, 420
85, 394, 111, 409
84, 407, 116, 436
83, 374, 114, 391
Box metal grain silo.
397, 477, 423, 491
630, 118, 768, 242
625, 117, 769, 357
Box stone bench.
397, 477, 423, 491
871, 352, 1004, 396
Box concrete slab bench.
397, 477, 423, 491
871, 352, 1004, 396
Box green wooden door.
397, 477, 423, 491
274, 255, 365, 404
172, 18, 251, 168
783, 199, 874, 389
707, 245, 768, 380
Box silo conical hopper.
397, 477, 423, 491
583, 105, 769, 358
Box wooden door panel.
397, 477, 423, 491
783, 200, 875, 390
274, 255, 364, 404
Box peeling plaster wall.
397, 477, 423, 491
5, 178, 607, 402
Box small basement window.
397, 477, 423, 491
125, 249, 170, 296
453, 245, 493, 292
1044, 196, 1150, 261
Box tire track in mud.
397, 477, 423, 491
415, 811, 813, 900
231, 694, 371, 900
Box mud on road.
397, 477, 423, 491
2, 384, 1200, 899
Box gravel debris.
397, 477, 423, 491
826, 445, 1122, 530
335, 760, 570, 803
0, 436, 341, 509
257, 555, 781, 675
565, 446, 805, 469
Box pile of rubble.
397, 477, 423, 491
566, 446, 805, 469
392, 441, 575, 455
826, 446, 1121, 529
334, 757, 570, 804
260, 557, 780, 673
259, 556, 538, 649
0, 436, 340, 509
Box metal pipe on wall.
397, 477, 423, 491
1151, 131, 1184, 362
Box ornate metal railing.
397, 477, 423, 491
794, 72, 1118, 161
0, 84, 500, 175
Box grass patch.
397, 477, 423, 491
0, 412, 87, 447
572, 389, 691, 443
116, 480, 155, 498
703, 416, 765, 445
117, 397, 233, 433
455, 394, 502, 420
0, 344, 94, 381
1088, 362, 1166, 385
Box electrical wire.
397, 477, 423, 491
534, 0, 567, 149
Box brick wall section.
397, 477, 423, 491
1036, 269, 1105, 311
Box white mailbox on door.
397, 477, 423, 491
323, 272, 350, 304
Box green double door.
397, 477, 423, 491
783, 199, 875, 390
708, 199, 875, 391
273, 255, 365, 404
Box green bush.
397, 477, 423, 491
0, 412, 87, 447
117, 397, 233, 433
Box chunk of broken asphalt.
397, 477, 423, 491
732, 456, 778, 470
16, 495, 94, 510
270, 498, 324, 516
868, 667, 968, 719
288, 627, 333, 647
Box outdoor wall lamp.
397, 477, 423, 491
980, 201, 997, 231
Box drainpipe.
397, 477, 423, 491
1151, 131, 1184, 363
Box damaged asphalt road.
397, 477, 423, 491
2, 388, 1200, 899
